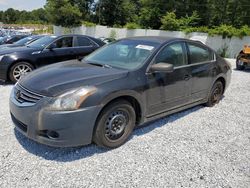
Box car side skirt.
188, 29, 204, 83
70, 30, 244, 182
141, 99, 206, 125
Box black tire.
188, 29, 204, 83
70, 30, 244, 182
9, 62, 34, 83
206, 81, 224, 107
93, 100, 136, 148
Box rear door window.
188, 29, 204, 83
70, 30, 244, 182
76, 37, 93, 47
187, 43, 214, 64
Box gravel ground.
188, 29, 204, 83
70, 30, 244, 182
0, 59, 249, 188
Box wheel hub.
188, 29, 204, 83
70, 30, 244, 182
105, 111, 128, 140
212, 86, 222, 103
110, 115, 126, 134
13, 64, 32, 81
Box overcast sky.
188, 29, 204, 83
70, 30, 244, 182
0, 0, 46, 11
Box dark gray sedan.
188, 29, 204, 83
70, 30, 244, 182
9, 36, 231, 148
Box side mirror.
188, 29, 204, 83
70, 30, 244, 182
47, 43, 57, 50
150, 63, 174, 73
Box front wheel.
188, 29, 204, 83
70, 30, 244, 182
9, 62, 34, 83
93, 100, 136, 148
206, 81, 224, 107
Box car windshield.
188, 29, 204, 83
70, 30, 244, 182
84, 39, 159, 70
27, 36, 58, 48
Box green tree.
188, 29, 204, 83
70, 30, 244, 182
180, 11, 201, 28
160, 12, 180, 31
139, 0, 177, 29
70, 0, 94, 21
31, 8, 48, 23
0, 11, 4, 22
121, 0, 140, 24
45, 0, 82, 27
96, 0, 124, 26
3, 8, 19, 23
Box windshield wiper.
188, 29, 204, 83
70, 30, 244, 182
88, 62, 112, 68
103, 64, 112, 68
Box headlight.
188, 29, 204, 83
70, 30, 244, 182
50, 86, 97, 111
0, 55, 4, 61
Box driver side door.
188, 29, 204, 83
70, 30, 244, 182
146, 42, 192, 117
39, 36, 74, 66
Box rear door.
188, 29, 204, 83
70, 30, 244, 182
146, 42, 192, 116
186, 42, 216, 101
74, 36, 97, 59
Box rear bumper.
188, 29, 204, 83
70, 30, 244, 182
9, 88, 102, 147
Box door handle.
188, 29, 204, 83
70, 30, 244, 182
184, 75, 191, 81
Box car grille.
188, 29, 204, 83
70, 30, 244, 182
14, 84, 44, 104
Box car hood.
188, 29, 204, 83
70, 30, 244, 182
19, 60, 129, 96
0, 46, 35, 55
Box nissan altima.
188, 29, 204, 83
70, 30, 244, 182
9, 36, 231, 148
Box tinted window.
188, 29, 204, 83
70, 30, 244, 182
155, 42, 187, 67
28, 36, 58, 48
77, 37, 92, 46
188, 43, 214, 63
14, 36, 33, 45
8, 36, 25, 43
52, 37, 73, 48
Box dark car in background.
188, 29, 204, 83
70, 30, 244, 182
9, 37, 231, 148
0, 34, 105, 82
0, 35, 45, 50
0, 35, 28, 45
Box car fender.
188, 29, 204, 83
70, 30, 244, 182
99, 89, 146, 123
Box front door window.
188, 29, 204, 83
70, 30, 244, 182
155, 42, 187, 67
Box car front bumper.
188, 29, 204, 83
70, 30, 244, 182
9, 88, 102, 147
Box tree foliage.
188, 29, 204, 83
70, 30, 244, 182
160, 12, 180, 31
45, 0, 82, 27
0, 8, 48, 24
0, 0, 249, 35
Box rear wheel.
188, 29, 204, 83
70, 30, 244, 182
206, 81, 224, 107
93, 100, 136, 148
9, 62, 34, 83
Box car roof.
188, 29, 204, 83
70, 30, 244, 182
124, 36, 182, 44
55, 34, 97, 38
123, 36, 199, 45
51, 34, 105, 46
119, 36, 214, 52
